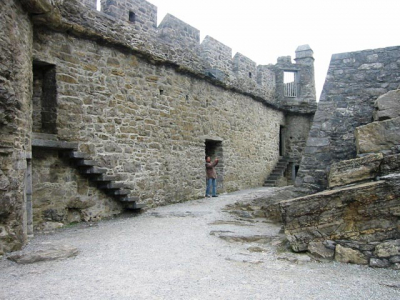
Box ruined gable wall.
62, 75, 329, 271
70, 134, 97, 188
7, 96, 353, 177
0, 0, 33, 255
296, 46, 400, 191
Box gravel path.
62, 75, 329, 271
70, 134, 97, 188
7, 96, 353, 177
1, 187, 399, 299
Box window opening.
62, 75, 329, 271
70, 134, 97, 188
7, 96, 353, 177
96, 0, 101, 11
284, 71, 298, 98
295, 165, 300, 176
32, 62, 57, 134
129, 11, 136, 23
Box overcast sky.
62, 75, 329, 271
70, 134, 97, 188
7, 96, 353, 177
102, 0, 400, 99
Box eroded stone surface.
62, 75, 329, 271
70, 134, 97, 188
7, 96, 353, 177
374, 240, 400, 258
328, 153, 383, 188
355, 117, 400, 154
335, 245, 368, 265
7, 244, 79, 264
308, 241, 335, 260
373, 89, 400, 121
281, 178, 400, 252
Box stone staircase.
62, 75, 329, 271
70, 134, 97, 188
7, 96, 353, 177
263, 157, 290, 187
32, 134, 144, 210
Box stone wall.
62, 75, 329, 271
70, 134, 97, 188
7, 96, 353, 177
296, 46, 400, 191
33, 28, 285, 205
283, 114, 313, 162
0, 0, 33, 256
281, 175, 400, 269
32, 148, 123, 231
281, 88, 400, 268
0, 0, 316, 254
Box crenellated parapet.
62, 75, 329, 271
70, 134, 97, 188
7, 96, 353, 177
200, 36, 233, 82
101, 0, 158, 34
50, 0, 316, 113
156, 14, 203, 72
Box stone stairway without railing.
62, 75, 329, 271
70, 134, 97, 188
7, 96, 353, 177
32, 133, 144, 211
263, 157, 290, 187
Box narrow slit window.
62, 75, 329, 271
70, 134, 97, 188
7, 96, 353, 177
249, 72, 252, 78
96, 0, 101, 11
129, 11, 136, 23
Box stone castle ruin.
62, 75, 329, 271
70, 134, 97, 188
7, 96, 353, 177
0, 0, 399, 269
1, 0, 316, 255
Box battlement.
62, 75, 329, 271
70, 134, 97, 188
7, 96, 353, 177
101, 0, 157, 32
66, 0, 316, 113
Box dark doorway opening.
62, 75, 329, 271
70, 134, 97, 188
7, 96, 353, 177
279, 126, 285, 157
205, 139, 224, 192
32, 62, 57, 134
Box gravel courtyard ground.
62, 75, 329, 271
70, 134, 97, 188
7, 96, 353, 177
1, 187, 399, 300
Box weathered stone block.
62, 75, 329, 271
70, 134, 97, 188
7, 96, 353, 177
335, 244, 368, 265
355, 117, 400, 154
328, 153, 383, 188
369, 258, 390, 268
380, 154, 400, 176
374, 240, 400, 258
373, 89, 400, 121
67, 198, 96, 209
281, 177, 400, 252
7, 244, 78, 264
308, 241, 335, 260
389, 256, 400, 263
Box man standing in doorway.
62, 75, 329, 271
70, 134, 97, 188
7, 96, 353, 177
205, 156, 219, 197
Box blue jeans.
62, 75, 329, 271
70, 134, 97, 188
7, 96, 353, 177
206, 178, 217, 196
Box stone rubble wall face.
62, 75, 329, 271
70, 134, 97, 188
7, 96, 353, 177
33, 28, 284, 206
280, 177, 400, 268
0, 0, 33, 255
32, 149, 123, 230
200, 36, 233, 74
1, 0, 316, 254
70, 0, 315, 114
296, 46, 400, 191
283, 114, 313, 162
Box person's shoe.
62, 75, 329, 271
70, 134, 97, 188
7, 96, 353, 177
205, 195, 211, 198
212, 195, 218, 197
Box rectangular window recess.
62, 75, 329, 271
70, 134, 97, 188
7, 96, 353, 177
129, 11, 136, 23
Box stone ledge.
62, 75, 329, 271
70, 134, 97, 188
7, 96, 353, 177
32, 139, 78, 150
328, 153, 383, 188
280, 178, 400, 252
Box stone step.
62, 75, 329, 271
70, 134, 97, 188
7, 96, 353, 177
97, 182, 126, 190
124, 202, 146, 210
271, 170, 284, 175
119, 196, 140, 202
76, 160, 97, 167
264, 179, 276, 184
63, 151, 91, 160
263, 183, 275, 187
275, 165, 288, 169
80, 167, 108, 175
108, 189, 130, 196
91, 175, 117, 182
32, 139, 78, 150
